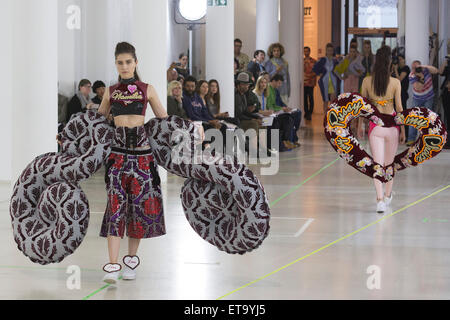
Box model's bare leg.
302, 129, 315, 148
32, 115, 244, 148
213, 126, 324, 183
107, 236, 121, 263
128, 237, 141, 256
369, 127, 386, 201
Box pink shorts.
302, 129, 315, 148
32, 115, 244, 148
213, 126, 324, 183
368, 112, 400, 137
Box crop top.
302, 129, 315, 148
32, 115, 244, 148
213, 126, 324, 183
109, 78, 149, 117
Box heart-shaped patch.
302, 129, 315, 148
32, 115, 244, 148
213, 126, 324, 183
123, 255, 140, 270
324, 93, 447, 182
128, 85, 137, 94
103, 263, 122, 273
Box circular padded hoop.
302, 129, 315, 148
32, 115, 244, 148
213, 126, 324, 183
324, 93, 447, 182
145, 116, 271, 254
10, 111, 113, 264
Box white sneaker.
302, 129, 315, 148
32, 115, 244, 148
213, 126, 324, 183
384, 193, 393, 206
376, 200, 386, 214
122, 266, 136, 280
102, 263, 122, 284
122, 255, 140, 280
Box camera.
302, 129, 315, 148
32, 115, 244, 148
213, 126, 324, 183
392, 57, 399, 65
415, 67, 425, 84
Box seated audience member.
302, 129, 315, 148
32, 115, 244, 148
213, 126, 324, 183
234, 72, 273, 156
235, 72, 261, 129
183, 76, 228, 150
91, 80, 106, 105
66, 79, 94, 123
267, 74, 302, 148
167, 80, 188, 119
206, 79, 240, 126
253, 75, 294, 151
183, 76, 216, 123
252, 76, 273, 116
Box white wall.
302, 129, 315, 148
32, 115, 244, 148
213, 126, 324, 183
235, 0, 257, 56
12, 0, 58, 182
58, 0, 81, 97
0, 0, 13, 181
167, 0, 190, 69
58, 0, 134, 99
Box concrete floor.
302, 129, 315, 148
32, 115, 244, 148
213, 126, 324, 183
1, 114, 449, 300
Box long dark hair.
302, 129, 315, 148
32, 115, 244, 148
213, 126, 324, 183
196, 80, 209, 97
372, 45, 392, 97
115, 42, 141, 81
206, 79, 221, 111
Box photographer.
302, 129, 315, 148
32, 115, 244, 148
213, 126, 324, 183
440, 56, 450, 149
175, 53, 189, 79
407, 60, 439, 145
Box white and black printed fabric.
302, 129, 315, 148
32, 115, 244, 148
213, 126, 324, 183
10, 111, 113, 265
145, 116, 271, 255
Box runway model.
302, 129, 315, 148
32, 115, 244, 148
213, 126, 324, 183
324, 46, 447, 214
358, 46, 405, 213
10, 42, 272, 283
96, 42, 169, 283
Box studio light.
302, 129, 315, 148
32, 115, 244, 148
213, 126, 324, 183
178, 0, 207, 22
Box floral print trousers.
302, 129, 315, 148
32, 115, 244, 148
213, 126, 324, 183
99, 151, 165, 239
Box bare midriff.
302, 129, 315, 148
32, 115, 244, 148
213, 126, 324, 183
114, 114, 145, 128
114, 115, 150, 151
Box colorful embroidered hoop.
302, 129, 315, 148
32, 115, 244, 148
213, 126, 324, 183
324, 93, 447, 182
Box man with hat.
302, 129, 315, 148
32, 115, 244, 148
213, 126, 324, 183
235, 72, 268, 156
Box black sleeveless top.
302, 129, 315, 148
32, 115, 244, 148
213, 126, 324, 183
109, 78, 149, 117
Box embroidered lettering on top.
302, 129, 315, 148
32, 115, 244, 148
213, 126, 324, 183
111, 90, 143, 101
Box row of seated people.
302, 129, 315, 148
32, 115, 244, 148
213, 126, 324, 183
167, 73, 301, 157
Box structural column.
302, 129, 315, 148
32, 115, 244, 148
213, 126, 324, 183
11, 0, 58, 183
205, 0, 235, 116
256, 0, 279, 53
405, 0, 429, 66
132, 0, 168, 117
132, 0, 168, 182
280, 0, 303, 114
438, 0, 448, 65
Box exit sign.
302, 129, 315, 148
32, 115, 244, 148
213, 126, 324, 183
208, 0, 227, 6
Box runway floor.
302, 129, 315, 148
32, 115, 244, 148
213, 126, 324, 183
1, 114, 449, 300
